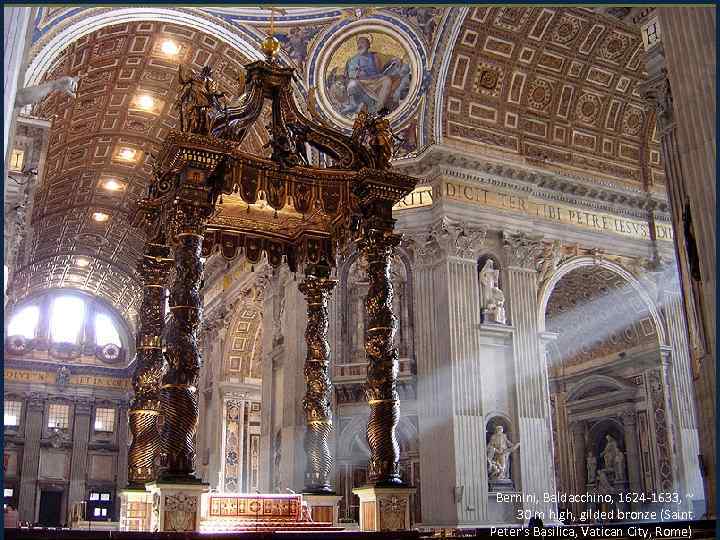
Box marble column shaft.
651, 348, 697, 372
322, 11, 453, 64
18, 396, 44, 521
415, 249, 488, 525
116, 403, 129, 518
505, 261, 556, 518
569, 422, 586, 517
68, 400, 92, 516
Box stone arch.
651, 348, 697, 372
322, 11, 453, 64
566, 374, 633, 403
537, 256, 667, 347
25, 8, 265, 87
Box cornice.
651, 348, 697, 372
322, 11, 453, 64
392, 144, 671, 222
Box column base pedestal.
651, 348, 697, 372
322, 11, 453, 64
119, 487, 153, 531
352, 485, 415, 531
303, 493, 342, 525
145, 481, 209, 532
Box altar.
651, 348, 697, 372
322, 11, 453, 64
199, 493, 341, 533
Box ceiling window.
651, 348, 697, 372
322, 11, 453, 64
48, 403, 70, 429
95, 314, 121, 347
7, 305, 39, 339
4, 401, 22, 426
94, 407, 115, 432
50, 296, 85, 343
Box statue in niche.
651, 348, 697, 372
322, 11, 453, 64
596, 469, 614, 494
15, 75, 79, 108
601, 434, 621, 471
586, 452, 597, 484
486, 425, 520, 481
479, 259, 506, 324
56, 366, 70, 386
613, 450, 626, 482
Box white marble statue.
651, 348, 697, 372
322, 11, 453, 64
14, 76, 79, 108
596, 469, 614, 494
486, 426, 520, 481
613, 450, 626, 481
586, 452, 597, 484
601, 434, 620, 471
479, 259, 506, 324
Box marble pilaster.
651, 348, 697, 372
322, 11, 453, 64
620, 410, 642, 509
413, 219, 489, 526
18, 394, 44, 522
662, 290, 705, 509
68, 399, 93, 518
503, 231, 556, 520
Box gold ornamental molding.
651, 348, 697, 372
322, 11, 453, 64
5, 369, 130, 389
394, 181, 674, 242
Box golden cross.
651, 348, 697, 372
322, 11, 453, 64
266, 6, 287, 37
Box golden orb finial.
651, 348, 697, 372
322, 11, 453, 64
261, 35, 281, 59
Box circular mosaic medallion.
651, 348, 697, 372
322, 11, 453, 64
311, 19, 425, 128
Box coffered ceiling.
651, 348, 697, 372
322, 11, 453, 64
443, 7, 663, 191
9, 21, 266, 323
545, 266, 658, 368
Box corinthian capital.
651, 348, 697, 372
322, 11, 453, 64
502, 231, 544, 269
415, 217, 486, 262
639, 69, 673, 132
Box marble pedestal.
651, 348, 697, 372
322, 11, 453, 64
145, 481, 209, 532
303, 493, 342, 525
119, 487, 153, 531
352, 486, 415, 531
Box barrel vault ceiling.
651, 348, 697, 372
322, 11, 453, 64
9, 21, 267, 323
8, 8, 662, 326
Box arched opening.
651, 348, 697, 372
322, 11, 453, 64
542, 262, 676, 518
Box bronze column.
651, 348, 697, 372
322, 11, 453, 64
160, 208, 206, 481
361, 226, 403, 485
128, 243, 173, 487
299, 267, 337, 493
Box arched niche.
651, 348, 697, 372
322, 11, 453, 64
339, 248, 415, 366
485, 414, 519, 488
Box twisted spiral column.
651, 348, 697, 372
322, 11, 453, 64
128, 243, 173, 487
361, 227, 403, 485
299, 271, 337, 493
160, 230, 204, 480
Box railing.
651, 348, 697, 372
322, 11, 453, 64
333, 357, 413, 382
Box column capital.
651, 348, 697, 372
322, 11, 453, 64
26, 393, 46, 412
620, 409, 637, 426
502, 230, 544, 270
639, 68, 673, 132
568, 419, 585, 434
74, 399, 94, 416
410, 217, 486, 264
